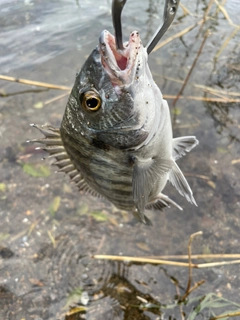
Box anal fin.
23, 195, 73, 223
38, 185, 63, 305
146, 193, 183, 211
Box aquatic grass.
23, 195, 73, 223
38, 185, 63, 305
187, 294, 240, 320
62, 287, 89, 318
23, 163, 51, 178
49, 196, 61, 217
0, 183, 6, 192
89, 211, 109, 222
123, 292, 240, 319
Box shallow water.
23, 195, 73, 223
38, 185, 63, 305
0, 0, 240, 319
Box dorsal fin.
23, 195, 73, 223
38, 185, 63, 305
30, 124, 101, 197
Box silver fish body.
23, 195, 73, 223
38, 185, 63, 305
32, 30, 198, 224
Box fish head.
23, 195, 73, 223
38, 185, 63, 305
61, 30, 161, 149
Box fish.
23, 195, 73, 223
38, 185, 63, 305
31, 0, 198, 225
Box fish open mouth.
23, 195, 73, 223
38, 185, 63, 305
99, 30, 142, 86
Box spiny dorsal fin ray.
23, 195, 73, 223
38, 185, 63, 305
30, 124, 102, 197
172, 136, 199, 161
132, 156, 172, 223
169, 161, 197, 206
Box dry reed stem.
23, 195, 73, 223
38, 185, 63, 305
3, 71, 240, 103
172, 30, 210, 107
214, 0, 239, 27
162, 76, 184, 84
232, 159, 240, 165
215, 26, 240, 60
210, 311, 240, 319
44, 92, 70, 106
163, 81, 240, 98
194, 84, 240, 97
145, 254, 240, 260
164, 94, 240, 103
93, 255, 195, 267
47, 230, 56, 248
93, 255, 240, 269
0, 75, 71, 90
198, 0, 215, 33
153, 20, 203, 52
197, 260, 240, 268
179, 3, 193, 16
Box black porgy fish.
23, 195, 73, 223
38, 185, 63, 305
32, 0, 198, 224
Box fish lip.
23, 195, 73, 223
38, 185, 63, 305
99, 30, 142, 86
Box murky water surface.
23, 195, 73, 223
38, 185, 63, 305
0, 0, 240, 319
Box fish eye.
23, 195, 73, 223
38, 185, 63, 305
80, 91, 101, 112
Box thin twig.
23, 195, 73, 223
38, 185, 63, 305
172, 278, 185, 319
0, 75, 71, 90
179, 280, 205, 302
186, 232, 203, 295
172, 30, 210, 107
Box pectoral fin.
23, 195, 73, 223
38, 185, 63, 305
169, 161, 197, 206
172, 136, 199, 161
132, 156, 172, 223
